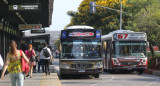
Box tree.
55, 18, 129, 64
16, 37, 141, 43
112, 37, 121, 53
125, 0, 160, 46
66, 0, 129, 35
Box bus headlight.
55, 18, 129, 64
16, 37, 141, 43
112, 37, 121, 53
60, 63, 69, 69
94, 62, 103, 68
112, 58, 120, 66
138, 59, 147, 66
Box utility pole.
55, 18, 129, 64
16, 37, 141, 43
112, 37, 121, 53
120, 0, 122, 30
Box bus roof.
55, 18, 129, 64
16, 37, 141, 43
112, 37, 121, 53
66, 25, 94, 29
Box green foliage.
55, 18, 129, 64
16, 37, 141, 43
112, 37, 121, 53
66, 0, 160, 47
66, 0, 129, 35
148, 53, 160, 69
55, 39, 60, 47
125, 0, 160, 46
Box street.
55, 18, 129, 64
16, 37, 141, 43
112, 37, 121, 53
53, 59, 160, 86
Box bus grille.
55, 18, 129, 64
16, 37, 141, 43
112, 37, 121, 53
120, 62, 139, 66
70, 64, 93, 69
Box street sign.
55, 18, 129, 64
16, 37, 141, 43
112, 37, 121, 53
9, 4, 39, 11
31, 29, 45, 33
19, 24, 42, 30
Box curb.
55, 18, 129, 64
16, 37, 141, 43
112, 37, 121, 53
145, 69, 160, 76
153, 70, 160, 76
144, 69, 153, 74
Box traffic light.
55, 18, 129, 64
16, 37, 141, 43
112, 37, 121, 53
90, 1, 96, 13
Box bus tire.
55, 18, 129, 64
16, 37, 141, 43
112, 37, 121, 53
109, 70, 116, 74
138, 70, 143, 74
94, 74, 99, 78
60, 74, 66, 79
103, 69, 107, 72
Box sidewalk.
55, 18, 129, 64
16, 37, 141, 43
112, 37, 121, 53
0, 65, 61, 86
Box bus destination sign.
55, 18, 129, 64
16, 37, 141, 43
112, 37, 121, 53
114, 33, 146, 40
68, 32, 94, 37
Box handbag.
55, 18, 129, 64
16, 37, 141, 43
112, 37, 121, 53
30, 50, 36, 62
20, 50, 30, 74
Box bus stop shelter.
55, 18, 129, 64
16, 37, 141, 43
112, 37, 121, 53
0, 0, 54, 60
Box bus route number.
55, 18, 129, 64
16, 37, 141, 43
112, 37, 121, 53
117, 34, 128, 39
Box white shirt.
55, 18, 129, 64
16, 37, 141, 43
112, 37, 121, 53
0, 54, 4, 70
40, 47, 52, 60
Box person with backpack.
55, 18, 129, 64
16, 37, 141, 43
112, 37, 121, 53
25, 44, 36, 78
38, 48, 44, 73
39, 43, 53, 75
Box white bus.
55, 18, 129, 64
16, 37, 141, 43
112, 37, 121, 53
59, 25, 102, 78
102, 30, 148, 74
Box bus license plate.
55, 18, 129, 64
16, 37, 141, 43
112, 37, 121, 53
78, 70, 85, 72
128, 68, 132, 70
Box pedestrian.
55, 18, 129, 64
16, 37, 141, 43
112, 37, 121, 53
25, 44, 36, 78
38, 48, 44, 73
39, 43, 53, 75
1, 40, 29, 86
33, 48, 38, 73
0, 54, 4, 76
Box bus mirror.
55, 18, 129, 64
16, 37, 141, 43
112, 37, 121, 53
147, 42, 149, 48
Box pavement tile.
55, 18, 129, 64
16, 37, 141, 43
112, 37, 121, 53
0, 65, 61, 86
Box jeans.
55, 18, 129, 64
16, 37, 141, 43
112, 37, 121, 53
9, 72, 24, 86
44, 59, 50, 74
38, 59, 44, 72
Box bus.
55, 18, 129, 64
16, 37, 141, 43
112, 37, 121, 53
59, 25, 102, 78
102, 30, 148, 74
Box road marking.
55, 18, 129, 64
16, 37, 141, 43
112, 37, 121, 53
90, 76, 115, 86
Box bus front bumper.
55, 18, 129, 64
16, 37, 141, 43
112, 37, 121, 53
114, 66, 147, 71
60, 68, 102, 74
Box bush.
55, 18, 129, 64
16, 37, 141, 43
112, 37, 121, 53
148, 54, 160, 69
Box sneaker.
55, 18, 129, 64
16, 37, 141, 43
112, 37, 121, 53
48, 72, 50, 75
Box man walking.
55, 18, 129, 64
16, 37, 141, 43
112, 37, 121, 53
38, 48, 44, 73
39, 43, 53, 75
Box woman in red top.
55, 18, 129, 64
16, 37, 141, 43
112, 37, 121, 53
25, 44, 36, 78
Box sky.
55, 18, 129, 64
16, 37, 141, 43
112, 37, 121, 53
46, 0, 83, 31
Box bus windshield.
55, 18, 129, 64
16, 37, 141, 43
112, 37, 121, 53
112, 41, 146, 58
62, 40, 101, 59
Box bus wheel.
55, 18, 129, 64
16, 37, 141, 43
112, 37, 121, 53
138, 70, 143, 74
60, 74, 66, 79
109, 70, 116, 74
94, 74, 99, 78
103, 69, 107, 72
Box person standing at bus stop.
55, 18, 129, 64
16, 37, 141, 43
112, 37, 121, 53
25, 44, 36, 78
39, 43, 53, 75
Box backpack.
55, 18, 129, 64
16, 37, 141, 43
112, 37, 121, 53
43, 48, 50, 58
